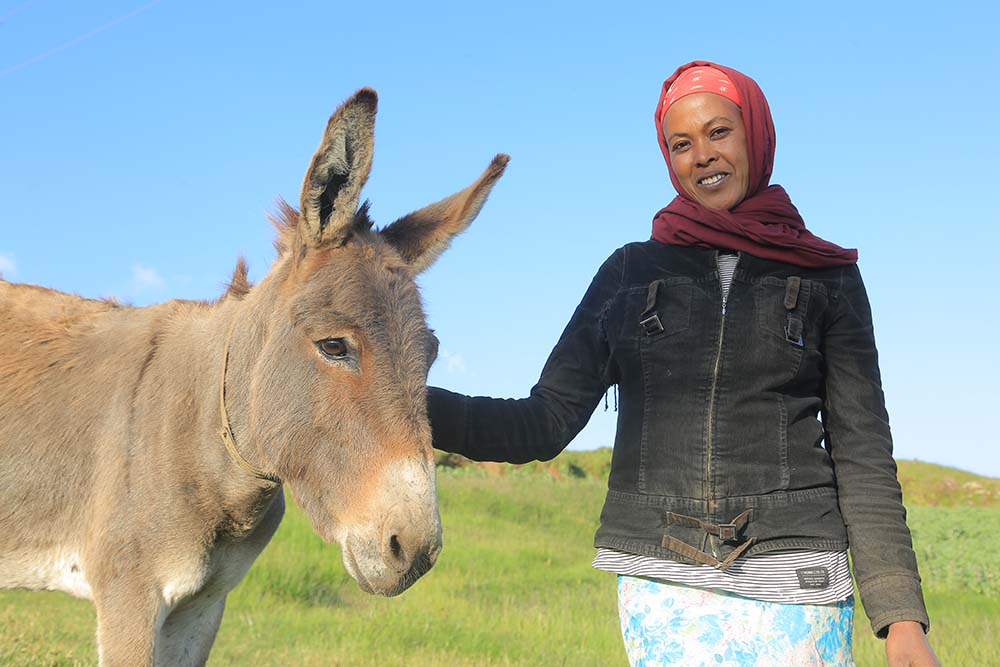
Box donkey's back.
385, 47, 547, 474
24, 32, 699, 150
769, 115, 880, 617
0, 282, 119, 596
0, 280, 207, 597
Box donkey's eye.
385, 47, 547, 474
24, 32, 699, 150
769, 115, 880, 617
316, 338, 349, 360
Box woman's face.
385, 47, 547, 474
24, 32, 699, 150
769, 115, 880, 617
663, 93, 750, 210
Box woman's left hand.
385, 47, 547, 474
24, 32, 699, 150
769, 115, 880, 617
885, 621, 941, 667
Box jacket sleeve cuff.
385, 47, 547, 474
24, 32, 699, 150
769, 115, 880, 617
427, 386, 470, 456
858, 573, 930, 638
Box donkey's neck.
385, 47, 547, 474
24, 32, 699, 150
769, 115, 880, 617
123, 297, 283, 541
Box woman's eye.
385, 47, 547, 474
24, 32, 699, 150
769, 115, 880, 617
317, 338, 349, 359
711, 127, 731, 138
671, 140, 689, 152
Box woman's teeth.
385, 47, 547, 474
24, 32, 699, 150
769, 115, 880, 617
699, 173, 726, 186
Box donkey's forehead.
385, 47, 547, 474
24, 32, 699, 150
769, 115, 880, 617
288, 235, 425, 327
301, 232, 408, 276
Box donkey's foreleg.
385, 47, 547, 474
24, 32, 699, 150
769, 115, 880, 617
156, 592, 227, 667
93, 587, 166, 667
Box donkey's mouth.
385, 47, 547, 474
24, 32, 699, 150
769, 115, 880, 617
382, 550, 435, 597
342, 546, 376, 594
342, 540, 437, 597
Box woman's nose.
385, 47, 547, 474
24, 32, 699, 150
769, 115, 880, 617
694, 143, 718, 168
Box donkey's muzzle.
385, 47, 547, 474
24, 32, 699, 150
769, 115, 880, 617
372, 514, 441, 596
344, 524, 441, 597
340, 457, 442, 597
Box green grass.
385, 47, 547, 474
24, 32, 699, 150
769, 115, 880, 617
853, 590, 1000, 666
1, 458, 997, 666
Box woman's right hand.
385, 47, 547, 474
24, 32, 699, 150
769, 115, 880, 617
885, 621, 940, 667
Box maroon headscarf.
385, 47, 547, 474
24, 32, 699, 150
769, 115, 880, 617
651, 61, 857, 268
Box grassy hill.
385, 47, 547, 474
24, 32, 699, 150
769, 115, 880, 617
437, 448, 1000, 508
895, 459, 1000, 507
1, 455, 997, 666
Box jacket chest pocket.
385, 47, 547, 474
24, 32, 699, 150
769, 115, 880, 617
754, 276, 828, 388
604, 278, 694, 386
629, 277, 694, 341
755, 276, 822, 349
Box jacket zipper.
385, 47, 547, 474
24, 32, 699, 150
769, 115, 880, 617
705, 252, 734, 519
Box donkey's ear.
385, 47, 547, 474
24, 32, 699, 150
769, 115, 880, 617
299, 88, 377, 247
380, 154, 509, 274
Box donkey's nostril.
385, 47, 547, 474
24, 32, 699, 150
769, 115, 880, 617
384, 533, 409, 572
389, 534, 403, 560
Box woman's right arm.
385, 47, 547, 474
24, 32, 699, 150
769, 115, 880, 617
428, 248, 625, 464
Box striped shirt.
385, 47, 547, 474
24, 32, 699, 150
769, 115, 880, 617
591, 252, 853, 605
718, 251, 738, 306
592, 548, 854, 604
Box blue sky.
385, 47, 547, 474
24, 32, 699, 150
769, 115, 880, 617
2, 1, 998, 477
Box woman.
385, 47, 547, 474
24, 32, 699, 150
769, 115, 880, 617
428, 61, 939, 667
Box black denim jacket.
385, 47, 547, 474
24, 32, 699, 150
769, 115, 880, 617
429, 241, 929, 636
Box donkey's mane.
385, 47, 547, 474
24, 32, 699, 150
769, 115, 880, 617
268, 198, 302, 257
268, 198, 375, 258
223, 199, 377, 302
224, 257, 252, 300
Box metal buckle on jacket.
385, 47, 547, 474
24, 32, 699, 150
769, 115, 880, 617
718, 522, 739, 541
640, 314, 664, 336
785, 315, 804, 346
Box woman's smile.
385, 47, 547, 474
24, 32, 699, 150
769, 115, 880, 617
697, 171, 729, 187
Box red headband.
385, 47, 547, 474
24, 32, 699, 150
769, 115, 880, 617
658, 66, 742, 128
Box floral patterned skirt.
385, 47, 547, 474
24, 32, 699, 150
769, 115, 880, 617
618, 575, 856, 667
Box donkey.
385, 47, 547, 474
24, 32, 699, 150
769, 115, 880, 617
0, 88, 507, 666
